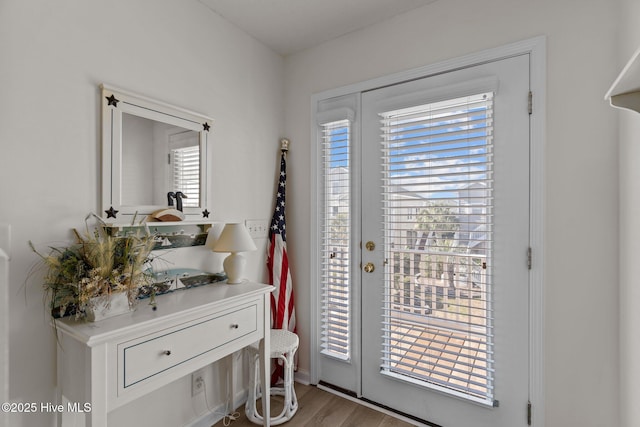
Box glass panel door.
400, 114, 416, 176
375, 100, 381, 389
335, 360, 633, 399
361, 54, 531, 426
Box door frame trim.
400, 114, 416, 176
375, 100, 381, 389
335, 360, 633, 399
310, 36, 546, 426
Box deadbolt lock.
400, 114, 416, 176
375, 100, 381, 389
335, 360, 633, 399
363, 262, 375, 273
365, 241, 375, 251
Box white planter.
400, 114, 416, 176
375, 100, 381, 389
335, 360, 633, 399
85, 292, 133, 322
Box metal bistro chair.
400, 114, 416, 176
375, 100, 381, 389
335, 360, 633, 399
246, 329, 299, 425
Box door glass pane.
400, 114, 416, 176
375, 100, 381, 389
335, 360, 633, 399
380, 93, 495, 404
320, 119, 352, 360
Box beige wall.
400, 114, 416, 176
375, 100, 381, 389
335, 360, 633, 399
283, 0, 620, 426
0, 1, 283, 425
617, 0, 640, 426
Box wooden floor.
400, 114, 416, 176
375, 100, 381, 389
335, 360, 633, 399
212, 383, 417, 427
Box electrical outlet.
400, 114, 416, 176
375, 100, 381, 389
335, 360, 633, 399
245, 219, 270, 239
191, 369, 205, 396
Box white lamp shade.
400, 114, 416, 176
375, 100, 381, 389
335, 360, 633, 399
212, 223, 257, 253
205, 223, 225, 251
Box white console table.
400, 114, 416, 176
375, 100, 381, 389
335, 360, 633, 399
54, 281, 273, 427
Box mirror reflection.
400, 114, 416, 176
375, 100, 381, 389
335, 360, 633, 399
101, 84, 212, 221
121, 113, 200, 208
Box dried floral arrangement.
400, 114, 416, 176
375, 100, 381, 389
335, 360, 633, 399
30, 214, 155, 319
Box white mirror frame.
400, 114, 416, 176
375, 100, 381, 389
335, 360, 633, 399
101, 84, 213, 221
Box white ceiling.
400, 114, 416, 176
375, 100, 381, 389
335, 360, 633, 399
199, 0, 437, 56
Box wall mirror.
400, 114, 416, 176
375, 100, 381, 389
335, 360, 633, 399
101, 84, 213, 221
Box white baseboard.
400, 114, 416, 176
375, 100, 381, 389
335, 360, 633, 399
186, 390, 248, 427
294, 369, 311, 385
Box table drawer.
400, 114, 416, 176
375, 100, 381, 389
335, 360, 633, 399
121, 304, 257, 388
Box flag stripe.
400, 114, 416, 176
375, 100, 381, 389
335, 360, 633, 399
268, 237, 277, 326
274, 237, 289, 329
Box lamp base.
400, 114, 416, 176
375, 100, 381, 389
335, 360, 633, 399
223, 252, 247, 284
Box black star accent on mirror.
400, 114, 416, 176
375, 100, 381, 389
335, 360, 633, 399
105, 206, 119, 218
202, 122, 210, 132
106, 94, 119, 107
202, 209, 210, 218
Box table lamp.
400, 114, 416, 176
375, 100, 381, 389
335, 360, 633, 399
211, 223, 257, 284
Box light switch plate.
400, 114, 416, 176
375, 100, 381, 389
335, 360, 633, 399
245, 219, 270, 239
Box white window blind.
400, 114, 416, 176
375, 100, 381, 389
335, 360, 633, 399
379, 92, 496, 404
170, 134, 200, 207
320, 119, 352, 360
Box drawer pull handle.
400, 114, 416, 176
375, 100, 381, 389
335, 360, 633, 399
231, 324, 239, 329
163, 350, 172, 356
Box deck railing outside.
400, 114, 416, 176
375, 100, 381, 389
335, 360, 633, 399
325, 245, 491, 397
384, 248, 491, 398
387, 248, 488, 333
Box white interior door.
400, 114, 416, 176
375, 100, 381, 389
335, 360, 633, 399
360, 54, 531, 426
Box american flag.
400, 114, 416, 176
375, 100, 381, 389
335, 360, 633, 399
268, 151, 297, 334
268, 151, 297, 384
